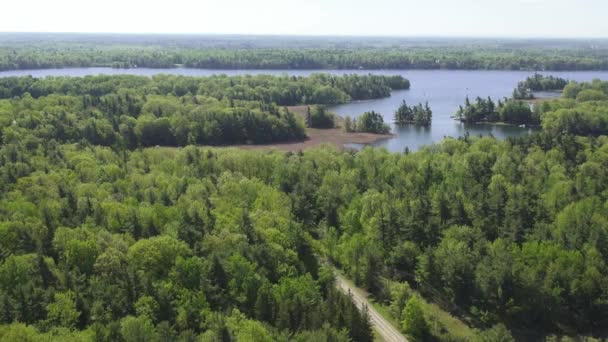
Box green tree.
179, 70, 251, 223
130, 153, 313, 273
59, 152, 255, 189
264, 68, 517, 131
44, 291, 80, 330
120, 316, 158, 342
477, 323, 515, 342
402, 296, 429, 341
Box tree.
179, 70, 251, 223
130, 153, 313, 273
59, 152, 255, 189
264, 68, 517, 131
477, 323, 515, 342
389, 282, 412, 318
120, 316, 158, 342
254, 283, 274, 323
344, 116, 354, 132
395, 100, 414, 124
358, 305, 375, 342
401, 296, 429, 341
308, 106, 335, 129
394, 101, 432, 126
305, 106, 312, 127
44, 291, 80, 330
355, 111, 390, 134
127, 236, 191, 279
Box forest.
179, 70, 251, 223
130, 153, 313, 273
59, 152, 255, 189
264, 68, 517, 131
2, 34, 608, 71
455, 78, 608, 132
1, 75, 608, 341
0, 74, 407, 147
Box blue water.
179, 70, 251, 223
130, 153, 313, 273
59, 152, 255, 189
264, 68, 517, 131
2, 68, 607, 152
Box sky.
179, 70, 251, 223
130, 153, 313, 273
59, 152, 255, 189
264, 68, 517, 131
2, 0, 607, 38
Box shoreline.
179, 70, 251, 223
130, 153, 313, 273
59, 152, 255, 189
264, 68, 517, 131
454, 119, 539, 128
3, 66, 608, 73
231, 106, 393, 152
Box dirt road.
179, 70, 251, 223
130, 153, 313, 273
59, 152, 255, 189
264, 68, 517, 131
335, 273, 409, 342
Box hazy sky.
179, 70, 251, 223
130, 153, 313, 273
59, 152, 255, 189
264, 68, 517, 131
2, 0, 607, 38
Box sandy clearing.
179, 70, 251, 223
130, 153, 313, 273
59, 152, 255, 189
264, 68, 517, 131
230, 105, 392, 152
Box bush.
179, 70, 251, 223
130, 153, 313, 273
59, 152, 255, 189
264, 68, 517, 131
306, 106, 335, 129
354, 111, 390, 134
402, 296, 430, 341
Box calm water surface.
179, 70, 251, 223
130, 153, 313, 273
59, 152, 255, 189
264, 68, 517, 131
2, 68, 608, 152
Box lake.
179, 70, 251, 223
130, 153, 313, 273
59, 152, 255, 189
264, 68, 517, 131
2, 68, 608, 152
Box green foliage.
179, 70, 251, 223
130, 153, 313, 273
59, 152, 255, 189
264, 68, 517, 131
120, 316, 158, 342
402, 296, 430, 341
0, 74, 412, 147
513, 73, 569, 99
343, 116, 354, 133
44, 291, 80, 330
394, 100, 432, 126
307, 106, 335, 129
577, 89, 608, 102
539, 81, 608, 135
456, 96, 535, 125
2, 35, 608, 71
388, 282, 412, 318
0, 73, 407, 104
477, 324, 515, 342
562, 79, 608, 100
353, 111, 390, 134
1, 76, 608, 341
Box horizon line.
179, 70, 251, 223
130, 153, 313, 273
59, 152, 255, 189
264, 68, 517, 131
1, 31, 608, 41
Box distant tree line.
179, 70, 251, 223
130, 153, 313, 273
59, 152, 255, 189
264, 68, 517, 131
0, 73, 409, 104
2, 41, 608, 71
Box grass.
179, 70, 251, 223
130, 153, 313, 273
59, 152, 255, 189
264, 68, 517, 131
373, 329, 386, 342
369, 299, 402, 329
368, 278, 477, 342
333, 267, 477, 342
419, 298, 477, 342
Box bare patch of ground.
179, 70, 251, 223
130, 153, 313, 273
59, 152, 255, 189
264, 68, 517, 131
232, 105, 392, 152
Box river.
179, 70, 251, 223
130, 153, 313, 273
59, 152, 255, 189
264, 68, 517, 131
2, 68, 608, 152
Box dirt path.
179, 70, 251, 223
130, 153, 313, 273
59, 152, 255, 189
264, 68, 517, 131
335, 273, 409, 342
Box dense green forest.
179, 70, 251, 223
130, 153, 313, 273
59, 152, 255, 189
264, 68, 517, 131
394, 100, 433, 126
513, 74, 569, 100
2, 75, 608, 341
0, 73, 409, 104
0, 74, 406, 147
0, 143, 381, 341
2, 34, 608, 71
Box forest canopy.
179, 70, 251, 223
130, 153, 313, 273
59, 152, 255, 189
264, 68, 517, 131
0, 74, 407, 147
1, 73, 608, 341
2, 34, 608, 71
